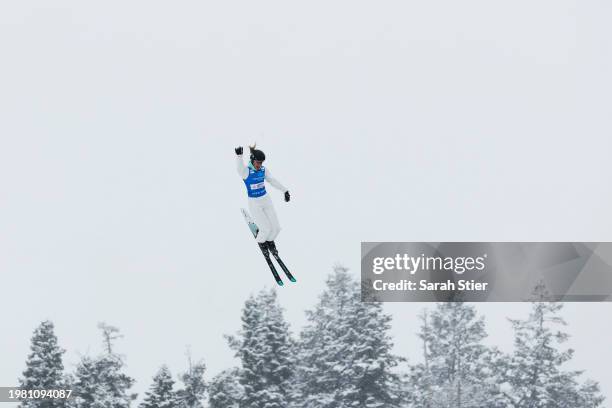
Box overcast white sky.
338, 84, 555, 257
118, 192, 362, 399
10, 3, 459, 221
1, 0, 611, 402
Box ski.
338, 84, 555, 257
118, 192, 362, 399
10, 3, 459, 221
241, 208, 259, 239
271, 252, 296, 283
260, 245, 284, 287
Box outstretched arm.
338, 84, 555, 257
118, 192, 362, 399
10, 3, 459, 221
235, 148, 248, 180
265, 168, 287, 192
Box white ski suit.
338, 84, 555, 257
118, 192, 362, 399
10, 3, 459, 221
236, 154, 287, 243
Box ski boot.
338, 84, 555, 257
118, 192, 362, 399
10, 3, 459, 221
266, 241, 279, 256
258, 242, 283, 286
258, 242, 269, 253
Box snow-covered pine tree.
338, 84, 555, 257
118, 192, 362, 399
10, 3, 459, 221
98, 354, 136, 407
501, 282, 604, 407
410, 302, 503, 408
404, 311, 435, 408
97, 323, 122, 356
227, 288, 294, 408
19, 320, 67, 408
208, 368, 243, 408
140, 366, 177, 408
71, 323, 136, 408
71, 356, 111, 408
175, 351, 207, 408
296, 265, 402, 408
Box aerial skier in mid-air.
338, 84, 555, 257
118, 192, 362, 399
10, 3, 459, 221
235, 144, 296, 285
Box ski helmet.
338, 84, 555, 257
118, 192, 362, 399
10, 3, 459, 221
249, 145, 266, 162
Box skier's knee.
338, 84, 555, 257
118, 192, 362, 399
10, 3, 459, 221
259, 226, 272, 241
270, 226, 281, 240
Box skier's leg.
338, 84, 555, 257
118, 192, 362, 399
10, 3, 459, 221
259, 197, 281, 255
262, 197, 281, 242
266, 207, 281, 241
248, 198, 272, 244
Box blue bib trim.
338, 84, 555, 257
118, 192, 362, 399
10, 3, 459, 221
244, 165, 267, 198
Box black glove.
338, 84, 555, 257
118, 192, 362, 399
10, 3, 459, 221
284, 191, 290, 202
235, 146, 243, 155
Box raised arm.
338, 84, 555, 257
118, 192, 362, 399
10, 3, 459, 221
235, 147, 248, 179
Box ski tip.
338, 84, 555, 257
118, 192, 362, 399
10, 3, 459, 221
276, 280, 284, 287
290, 277, 297, 283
